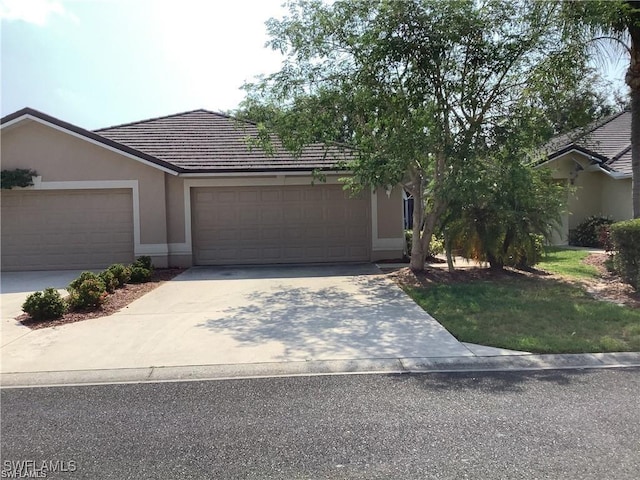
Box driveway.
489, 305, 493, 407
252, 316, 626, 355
1, 264, 473, 374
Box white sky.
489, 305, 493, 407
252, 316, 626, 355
1, 0, 287, 129
0, 0, 629, 130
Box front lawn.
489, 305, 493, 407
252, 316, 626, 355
394, 245, 640, 354
404, 274, 640, 353
537, 247, 600, 280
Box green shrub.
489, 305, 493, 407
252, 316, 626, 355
22, 288, 67, 321
134, 256, 153, 270
68, 271, 103, 292
67, 278, 107, 311
107, 264, 130, 287
99, 270, 118, 293
569, 215, 614, 248
507, 233, 545, 268
128, 265, 152, 283
610, 219, 640, 289
405, 230, 444, 258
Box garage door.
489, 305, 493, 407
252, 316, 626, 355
192, 185, 370, 265
1, 189, 134, 271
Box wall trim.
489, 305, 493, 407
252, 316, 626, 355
371, 189, 404, 252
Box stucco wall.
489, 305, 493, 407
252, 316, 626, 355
568, 170, 604, 229
601, 177, 632, 221
546, 153, 633, 245
2, 119, 170, 266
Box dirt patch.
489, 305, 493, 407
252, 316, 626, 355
18, 268, 185, 330
579, 254, 640, 308
386, 253, 640, 308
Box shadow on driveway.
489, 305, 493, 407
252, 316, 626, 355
196, 272, 469, 361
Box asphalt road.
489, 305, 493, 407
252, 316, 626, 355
1, 368, 639, 479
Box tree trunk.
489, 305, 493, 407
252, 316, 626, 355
626, 14, 640, 218
629, 88, 640, 220
444, 234, 455, 272
409, 183, 426, 271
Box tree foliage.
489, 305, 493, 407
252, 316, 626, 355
240, 0, 618, 270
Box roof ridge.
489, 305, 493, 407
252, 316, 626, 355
607, 144, 632, 164
94, 108, 233, 132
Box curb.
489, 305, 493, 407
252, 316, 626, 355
1, 352, 639, 388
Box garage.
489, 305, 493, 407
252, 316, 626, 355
191, 184, 370, 265
1, 189, 134, 271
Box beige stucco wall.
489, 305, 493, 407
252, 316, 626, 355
601, 177, 632, 221
568, 170, 603, 229
545, 153, 633, 245
376, 188, 403, 238
3, 119, 404, 267
1, 119, 171, 266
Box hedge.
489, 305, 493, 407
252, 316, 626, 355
610, 218, 640, 289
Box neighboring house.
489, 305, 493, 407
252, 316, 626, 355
0, 108, 404, 271
539, 110, 632, 245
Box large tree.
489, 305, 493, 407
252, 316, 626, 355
240, 0, 609, 271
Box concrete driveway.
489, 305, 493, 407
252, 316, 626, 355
1, 264, 473, 374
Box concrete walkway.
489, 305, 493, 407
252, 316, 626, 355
2, 265, 638, 388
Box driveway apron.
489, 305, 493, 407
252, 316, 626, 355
1, 264, 472, 373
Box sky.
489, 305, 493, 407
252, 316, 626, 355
0, 0, 630, 131
1, 0, 287, 129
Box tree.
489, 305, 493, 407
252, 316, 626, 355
561, 1, 640, 218
240, 0, 608, 271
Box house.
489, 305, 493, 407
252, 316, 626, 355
0, 108, 404, 271
540, 110, 632, 245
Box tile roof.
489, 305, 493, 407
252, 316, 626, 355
545, 110, 632, 176
95, 109, 353, 173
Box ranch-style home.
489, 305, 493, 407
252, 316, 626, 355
1, 108, 404, 271
541, 110, 633, 245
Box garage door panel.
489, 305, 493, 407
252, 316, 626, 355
192, 185, 370, 265
1, 189, 134, 271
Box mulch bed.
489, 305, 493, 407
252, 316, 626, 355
18, 268, 185, 330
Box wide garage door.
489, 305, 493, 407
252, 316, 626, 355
192, 185, 370, 265
1, 189, 134, 271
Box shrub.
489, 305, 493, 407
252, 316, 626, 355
569, 215, 614, 248
107, 264, 130, 288
405, 230, 444, 258
134, 256, 153, 270
67, 278, 107, 311
128, 265, 152, 283
99, 270, 118, 293
68, 271, 103, 292
610, 219, 640, 289
22, 288, 67, 321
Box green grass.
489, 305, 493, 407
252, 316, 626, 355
404, 276, 640, 353
537, 247, 600, 280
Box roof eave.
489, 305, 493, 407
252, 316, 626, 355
1, 108, 183, 176
178, 167, 352, 177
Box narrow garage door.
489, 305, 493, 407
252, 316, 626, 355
192, 185, 370, 265
1, 189, 134, 271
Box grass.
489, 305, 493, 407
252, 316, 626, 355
536, 246, 600, 280
404, 275, 640, 353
